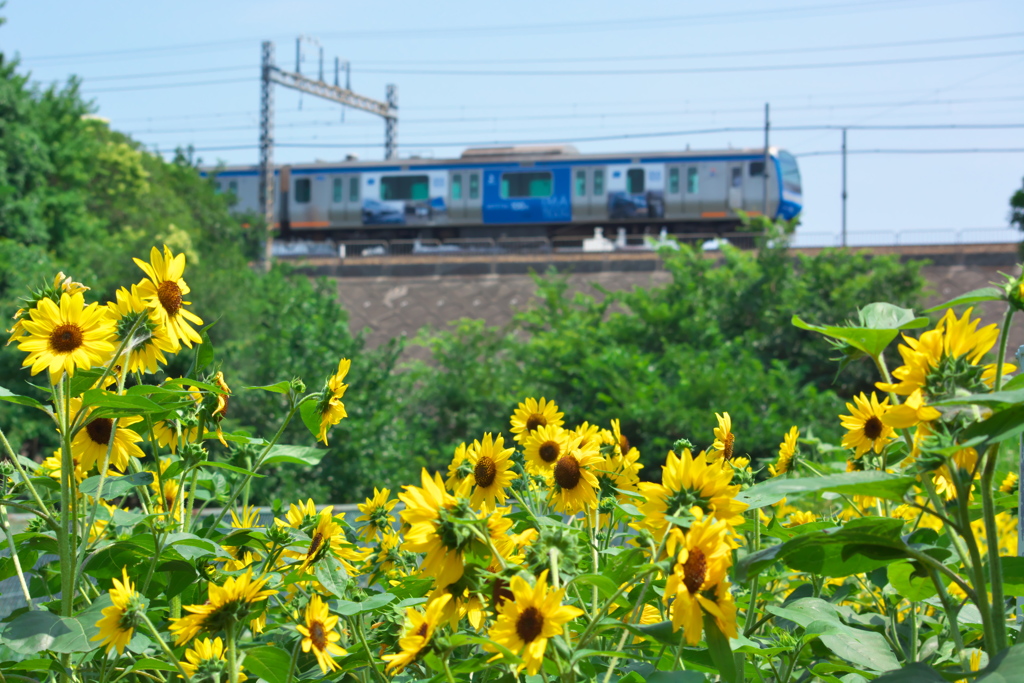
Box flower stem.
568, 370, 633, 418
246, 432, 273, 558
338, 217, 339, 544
354, 616, 388, 683
140, 612, 193, 683
285, 638, 302, 683
226, 620, 240, 683
0, 504, 32, 607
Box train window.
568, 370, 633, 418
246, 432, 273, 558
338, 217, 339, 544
626, 169, 645, 194
295, 178, 311, 204
778, 151, 802, 194
381, 175, 429, 201
749, 161, 765, 177
731, 167, 743, 188
469, 173, 480, 199
575, 170, 586, 197
452, 174, 463, 200
593, 169, 604, 195
668, 168, 680, 194
501, 171, 552, 198
333, 178, 343, 202
349, 177, 360, 202
686, 167, 699, 194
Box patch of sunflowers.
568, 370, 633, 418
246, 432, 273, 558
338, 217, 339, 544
2, 248, 1024, 683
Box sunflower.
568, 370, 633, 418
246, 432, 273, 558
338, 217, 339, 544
572, 421, 603, 450
840, 392, 896, 457
707, 412, 736, 462
40, 449, 86, 484
485, 507, 538, 570
784, 510, 817, 527
664, 512, 737, 645
510, 397, 564, 444
106, 285, 177, 374
549, 443, 604, 515
315, 358, 350, 445
365, 529, 405, 584
467, 432, 518, 513
933, 447, 979, 501
445, 442, 475, 497
383, 594, 452, 674
298, 509, 344, 572
882, 388, 942, 430
8, 271, 90, 345
92, 567, 144, 654
637, 449, 747, 541
1000, 472, 1019, 495
170, 570, 277, 645
429, 582, 487, 630
179, 637, 248, 682
150, 418, 201, 454
487, 569, 584, 676
150, 457, 182, 521
355, 487, 398, 541
297, 594, 348, 675
70, 397, 145, 473
768, 427, 800, 478
523, 424, 578, 478
877, 307, 1013, 398
133, 245, 204, 351
222, 505, 263, 571
277, 498, 320, 530
17, 291, 115, 384
399, 469, 473, 588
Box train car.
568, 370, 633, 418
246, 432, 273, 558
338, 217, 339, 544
205, 145, 801, 241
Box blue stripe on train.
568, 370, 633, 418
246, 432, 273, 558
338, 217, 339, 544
482, 167, 572, 224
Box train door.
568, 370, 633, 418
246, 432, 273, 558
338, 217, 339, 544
744, 160, 765, 215
571, 167, 591, 219
701, 163, 727, 216
681, 165, 701, 217
727, 164, 744, 212
449, 170, 466, 221
665, 165, 683, 218
591, 167, 607, 220
465, 170, 482, 224
327, 175, 360, 226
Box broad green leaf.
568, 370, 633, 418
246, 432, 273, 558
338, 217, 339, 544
978, 643, 1024, 682
162, 533, 219, 561
247, 381, 291, 394
736, 472, 916, 509
0, 386, 44, 410
334, 591, 396, 616
770, 599, 899, 673
243, 645, 292, 683
80, 389, 163, 414
127, 659, 180, 673
263, 444, 326, 467
703, 614, 738, 683
78, 471, 154, 499
923, 286, 1003, 314
568, 573, 623, 602
0, 611, 90, 654
648, 672, 707, 683
871, 663, 948, 682
199, 460, 263, 478
933, 388, 1024, 408
792, 303, 927, 358
299, 399, 324, 442
193, 325, 216, 376
858, 303, 930, 331
888, 561, 938, 601
314, 557, 349, 598
962, 403, 1024, 446
999, 556, 1024, 597
636, 620, 676, 646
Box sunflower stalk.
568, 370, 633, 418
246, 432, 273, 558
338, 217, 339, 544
0, 503, 32, 607
354, 615, 388, 683
0, 426, 57, 530
140, 612, 193, 683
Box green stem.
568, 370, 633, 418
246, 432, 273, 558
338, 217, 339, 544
140, 613, 193, 683
928, 567, 969, 667
354, 616, 388, 683
227, 620, 240, 683
0, 504, 32, 607
743, 509, 762, 637
981, 442, 1009, 651
907, 601, 918, 663
441, 653, 458, 683
950, 463, 999, 652
285, 638, 302, 683
0, 427, 57, 530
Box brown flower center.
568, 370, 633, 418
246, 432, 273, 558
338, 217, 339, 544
682, 548, 708, 595
474, 455, 497, 488
722, 433, 734, 460
492, 577, 514, 608
515, 605, 544, 643
619, 433, 631, 453
538, 441, 561, 463
554, 454, 581, 490
309, 620, 327, 650
157, 280, 183, 316
307, 532, 324, 560
863, 416, 884, 441
49, 323, 83, 353
85, 418, 114, 446
525, 414, 546, 431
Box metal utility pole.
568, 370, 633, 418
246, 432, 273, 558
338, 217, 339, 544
258, 38, 399, 269
762, 103, 770, 220
841, 128, 848, 247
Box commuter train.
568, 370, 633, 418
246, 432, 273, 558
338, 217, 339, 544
206, 145, 801, 241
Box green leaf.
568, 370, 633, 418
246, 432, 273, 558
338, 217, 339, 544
636, 620, 676, 646
978, 643, 1024, 682
568, 573, 622, 602
314, 557, 349, 598
127, 658, 180, 673
858, 303, 930, 331
193, 325, 216, 376
769, 599, 899, 673
703, 613, 738, 683
792, 303, 927, 358
243, 645, 292, 683
736, 472, 916, 509
962, 403, 1024, 446
247, 381, 292, 394
871, 663, 948, 683
999, 557, 1024, 598
887, 561, 938, 601
299, 399, 323, 442
923, 286, 1003, 314
263, 444, 326, 467
334, 591, 396, 616
648, 673, 707, 683
78, 471, 154, 499
933, 388, 1024, 408
0, 386, 45, 410
80, 389, 163, 414
0, 611, 91, 654
198, 460, 263, 478
162, 533, 219, 561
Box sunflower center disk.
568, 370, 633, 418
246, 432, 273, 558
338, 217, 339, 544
86, 418, 114, 446
554, 455, 582, 490
722, 433, 734, 460
539, 441, 560, 463
310, 621, 328, 650
414, 623, 429, 638
157, 280, 183, 316
49, 323, 84, 353
474, 456, 497, 488
515, 605, 545, 643
491, 577, 513, 607
682, 548, 708, 595
525, 415, 546, 431
863, 416, 884, 441
619, 434, 631, 452
307, 532, 324, 561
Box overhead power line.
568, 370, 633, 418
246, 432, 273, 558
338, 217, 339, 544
796, 147, 1024, 156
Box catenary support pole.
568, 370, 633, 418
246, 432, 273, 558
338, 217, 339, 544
259, 41, 275, 272
762, 103, 770, 220
842, 128, 848, 247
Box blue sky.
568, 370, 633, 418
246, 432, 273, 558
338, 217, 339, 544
4, 0, 1023, 245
